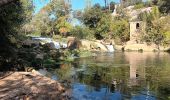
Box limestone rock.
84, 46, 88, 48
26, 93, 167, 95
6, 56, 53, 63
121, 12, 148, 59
67, 37, 80, 50
0, 72, 66, 100
79, 40, 108, 52
124, 43, 158, 51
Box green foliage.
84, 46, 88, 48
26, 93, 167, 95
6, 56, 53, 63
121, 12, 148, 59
81, 6, 103, 29
138, 6, 170, 45
24, 0, 73, 36
110, 2, 116, 12
134, 3, 144, 9
158, 16, 170, 43
55, 16, 73, 36
151, 6, 160, 20
80, 4, 115, 39
158, 0, 170, 14
122, 0, 143, 7
0, 0, 66, 71
48, 0, 71, 18
110, 17, 130, 43
142, 24, 164, 45
78, 50, 93, 58
96, 13, 113, 38
139, 6, 160, 22
71, 26, 94, 39
0, 0, 33, 60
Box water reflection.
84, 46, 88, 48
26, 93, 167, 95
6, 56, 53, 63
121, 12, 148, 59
45, 52, 170, 100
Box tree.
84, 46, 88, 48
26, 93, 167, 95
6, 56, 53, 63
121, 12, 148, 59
159, 0, 170, 14
110, 17, 130, 43
71, 26, 94, 39
0, 0, 34, 69
139, 6, 170, 46
81, 4, 113, 39
47, 0, 72, 18
56, 16, 73, 36
152, 0, 158, 5
26, 0, 73, 36
110, 1, 115, 12
81, 5, 103, 29
96, 13, 113, 39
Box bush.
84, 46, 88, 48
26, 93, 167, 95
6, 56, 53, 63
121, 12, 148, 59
134, 3, 144, 9
71, 26, 94, 39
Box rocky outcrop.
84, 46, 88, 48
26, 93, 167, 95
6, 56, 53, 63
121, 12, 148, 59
79, 40, 108, 52
67, 37, 81, 50
0, 71, 67, 100
124, 43, 170, 52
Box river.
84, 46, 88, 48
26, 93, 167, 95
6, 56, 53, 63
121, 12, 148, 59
39, 52, 170, 100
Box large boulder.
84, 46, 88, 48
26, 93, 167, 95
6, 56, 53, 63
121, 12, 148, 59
94, 41, 108, 51
22, 39, 40, 48
43, 42, 56, 50
79, 40, 108, 52
67, 37, 81, 50
79, 40, 92, 50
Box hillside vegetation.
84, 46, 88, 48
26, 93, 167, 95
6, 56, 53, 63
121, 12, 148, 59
0, 0, 170, 70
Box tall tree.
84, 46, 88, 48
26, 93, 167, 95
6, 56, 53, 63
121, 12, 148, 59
0, 0, 34, 69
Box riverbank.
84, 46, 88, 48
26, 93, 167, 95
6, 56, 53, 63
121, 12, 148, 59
114, 43, 170, 52
27, 36, 170, 52
0, 71, 68, 100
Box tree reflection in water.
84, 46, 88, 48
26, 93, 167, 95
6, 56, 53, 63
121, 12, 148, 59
44, 52, 170, 100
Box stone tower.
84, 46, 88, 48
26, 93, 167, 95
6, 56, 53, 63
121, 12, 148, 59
129, 21, 146, 43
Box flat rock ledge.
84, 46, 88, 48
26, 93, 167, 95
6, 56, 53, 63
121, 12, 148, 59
0, 72, 68, 100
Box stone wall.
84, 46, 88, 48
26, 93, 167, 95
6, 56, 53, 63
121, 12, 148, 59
129, 21, 146, 43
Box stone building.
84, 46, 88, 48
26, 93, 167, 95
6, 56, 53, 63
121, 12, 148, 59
129, 21, 146, 43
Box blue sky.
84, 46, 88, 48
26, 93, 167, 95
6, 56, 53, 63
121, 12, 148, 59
33, 0, 119, 13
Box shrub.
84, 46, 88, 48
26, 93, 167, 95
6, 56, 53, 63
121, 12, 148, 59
134, 3, 144, 9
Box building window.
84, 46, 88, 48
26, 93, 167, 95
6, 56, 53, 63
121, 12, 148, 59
136, 23, 140, 29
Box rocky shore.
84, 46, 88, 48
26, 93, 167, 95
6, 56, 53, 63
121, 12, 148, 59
0, 71, 68, 100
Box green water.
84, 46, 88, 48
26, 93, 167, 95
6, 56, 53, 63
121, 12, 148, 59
40, 52, 170, 100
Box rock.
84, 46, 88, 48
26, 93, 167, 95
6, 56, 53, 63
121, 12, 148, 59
35, 54, 44, 60
49, 50, 60, 60
159, 46, 170, 52
67, 37, 81, 50
94, 41, 108, 51
79, 40, 108, 52
0, 72, 67, 100
79, 40, 92, 50
44, 42, 56, 50
124, 43, 158, 51
114, 45, 124, 51
22, 39, 39, 48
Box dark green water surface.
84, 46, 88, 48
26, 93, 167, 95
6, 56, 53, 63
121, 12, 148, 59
39, 52, 170, 100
